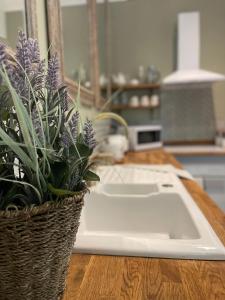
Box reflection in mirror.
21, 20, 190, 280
46, 0, 100, 107
0, 0, 25, 49
98, 0, 225, 147
60, 0, 90, 89
99, 0, 225, 87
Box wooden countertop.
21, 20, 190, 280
164, 145, 225, 156
63, 150, 225, 300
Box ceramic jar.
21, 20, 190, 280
147, 65, 160, 83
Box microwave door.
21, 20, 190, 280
138, 131, 160, 144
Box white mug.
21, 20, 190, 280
140, 95, 150, 107
130, 96, 139, 107
150, 94, 159, 107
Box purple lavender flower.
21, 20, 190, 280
0, 38, 25, 94
0, 43, 23, 98
0, 43, 14, 84
37, 59, 45, 73
16, 31, 31, 75
61, 129, 70, 148
6, 66, 29, 101
32, 59, 46, 91
83, 119, 96, 149
61, 112, 79, 148
61, 88, 69, 112
0, 43, 6, 84
0, 43, 6, 66
46, 54, 59, 92
69, 111, 79, 142
27, 37, 45, 90
14, 32, 46, 98
27, 38, 40, 63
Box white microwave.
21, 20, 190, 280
128, 125, 163, 151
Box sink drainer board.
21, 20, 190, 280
73, 165, 225, 260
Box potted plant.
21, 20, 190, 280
0, 31, 99, 300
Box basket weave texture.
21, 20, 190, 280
0, 191, 85, 300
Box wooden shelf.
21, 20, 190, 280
111, 104, 160, 111
101, 83, 160, 92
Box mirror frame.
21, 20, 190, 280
24, 0, 38, 39
3, 1, 38, 59
46, 0, 101, 107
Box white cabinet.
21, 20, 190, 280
176, 156, 225, 212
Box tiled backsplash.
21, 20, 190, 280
161, 86, 216, 142
118, 86, 216, 142
119, 107, 161, 126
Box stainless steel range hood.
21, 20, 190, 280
163, 12, 225, 85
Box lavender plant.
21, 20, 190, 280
0, 31, 99, 210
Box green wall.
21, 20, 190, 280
61, 6, 90, 80
56, 1, 225, 124
5, 11, 24, 49
105, 0, 225, 124
61, 4, 105, 81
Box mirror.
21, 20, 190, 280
0, 0, 38, 49
98, 0, 162, 104
98, 0, 225, 144
0, 0, 26, 48
61, 1, 90, 87
46, 0, 101, 107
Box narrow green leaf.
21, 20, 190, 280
83, 170, 100, 181
0, 127, 35, 171
2, 70, 34, 152
48, 183, 78, 197
0, 177, 42, 203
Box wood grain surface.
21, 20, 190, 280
63, 149, 225, 300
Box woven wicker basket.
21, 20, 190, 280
0, 191, 85, 300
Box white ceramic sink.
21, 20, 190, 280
73, 165, 225, 260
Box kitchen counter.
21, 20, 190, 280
63, 150, 225, 300
165, 145, 225, 156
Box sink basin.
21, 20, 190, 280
73, 165, 225, 260
101, 183, 159, 196
82, 191, 200, 240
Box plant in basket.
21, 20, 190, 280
0, 31, 99, 300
